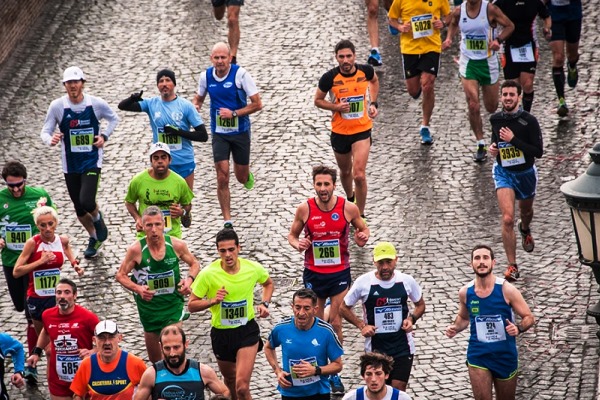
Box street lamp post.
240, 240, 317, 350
561, 144, 600, 335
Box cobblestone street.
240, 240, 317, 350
0, 0, 599, 398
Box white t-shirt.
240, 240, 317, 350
342, 385, 412, 400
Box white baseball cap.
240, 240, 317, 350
95, 320, 118, 336
62, 66, 86, 83
149, 142, 171, 157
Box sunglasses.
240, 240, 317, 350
5, 179, 26, 188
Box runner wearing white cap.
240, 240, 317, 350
40, 66, 119, 258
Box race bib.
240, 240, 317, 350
411, 14, 433, 38
510, 43, 534, 63
312, 239, 341, 266
147, 270, 175, 295
215, 111, 239, 134
340, 95, 364, 120
158, 127, 182, 151
161, 209, 172, 233
33, 268, 60, 297
220, 300, 248, 327
498, 142, 525, 167
56, 355, 80, 382
5, 225, 31, 251
475, 315, 507, 343
289, 357, 320, 386
69, 128, 94, 152
465, 34, 488, 52
374, 305, 402, 333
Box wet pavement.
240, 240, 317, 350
0, 0, 599, 398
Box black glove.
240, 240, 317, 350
131, 90, 144, 102
164, 125, 179, 135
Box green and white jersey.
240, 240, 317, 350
0, 187, 54, 267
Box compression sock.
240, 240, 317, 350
523, 91, 534, 112
552, 67, 565, 99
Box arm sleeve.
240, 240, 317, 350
0, 333, 25, 373
40, 99, 64, 145
236, 68, 259, 97
179, 181, 195, 206
124, 174, 140, 204
118, 95, 143, 112
268, 326, 280, 348
255, 262, 270, 284
91, 96, 120, 139
343, 276, 367, 306
191, 270, 209, 298
358, 64, 375, 81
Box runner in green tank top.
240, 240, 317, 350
116, 205, 200, 362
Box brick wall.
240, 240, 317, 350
0, 0, 46, 65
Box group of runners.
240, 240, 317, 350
0, 0, 584, 398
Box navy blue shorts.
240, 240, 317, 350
493, 164, 537, 200
467, 355, 518, 380
303, 268, 351, 299
27, 296, 56, 321
551, 18, 582, 43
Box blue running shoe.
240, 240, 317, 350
329, 374, 345, 395
388, 24, 399, 36
367, 49, 382, 67
419, 126, 433, 145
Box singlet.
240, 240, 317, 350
355, 386, 402, 400
466, 277, 518, 361
131, 236, 183, 320
87, 351, 131, 397
303, 197, 350, 274
152, 359, 204, 400
459, 0, 494, 60
26, 234, 65, 299
206, 64, 250, 135
58, 95, 102, 174
360, 271, 421, 358
0, 187, 53, 267
547, 0, 582, 22
317, 65, 375, 136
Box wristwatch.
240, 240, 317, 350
315, 366, 322, 376
261, 301, 270, 308
232, 110, 238, 118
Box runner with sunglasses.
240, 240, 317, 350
0, 161, 54, 385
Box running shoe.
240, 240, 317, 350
329, 374, 345, 395
244, 172, 255, 190
182, 211, 192, 228
223, 222, 234, 229
93, 211, 109, 242
567, 63, 578, 88
388, 24, 399, 36
367, 49, 383, 67
473, 144, 487, 162
419, 126, 433, 145
518, 220, 534, 252
504, 264, 520, 282
84, 237, 102, 259
23, 366, 38, 386
557, 98, 569, 117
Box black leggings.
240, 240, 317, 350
3, 266, 30, 319
64, 168, 101, 217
